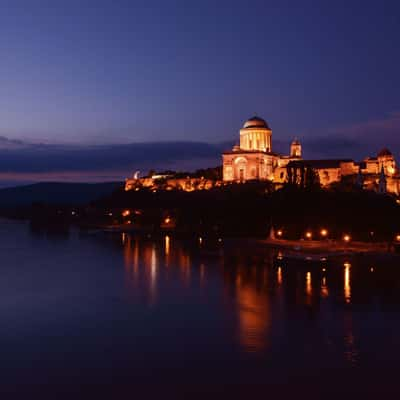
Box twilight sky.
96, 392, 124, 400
0, 0, 399, 185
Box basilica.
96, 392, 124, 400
222, 116, 400, 195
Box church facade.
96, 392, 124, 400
222, 116, 400, 195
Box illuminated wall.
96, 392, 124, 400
125, 176, 218, 191
239, 127, 272, 152
222, 152, 276, 182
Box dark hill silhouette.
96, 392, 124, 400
0, 182, 123, 207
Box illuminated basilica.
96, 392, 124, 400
222, 116, 400, 195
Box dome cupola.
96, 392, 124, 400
239, 116, 272, 152
243, 116, 270, 130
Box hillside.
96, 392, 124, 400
0, 182, 123, 207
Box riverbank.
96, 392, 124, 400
95, 225, 399, 261
265, 237, 391, 253
255, 237, 400, 263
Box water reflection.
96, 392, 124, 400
119, 233, 400, 361
8, 222, 400, 395
200, 263, 205, 286
344, 262, 351, 304
321, 276, 329, 298
164, 235, 170, 256
306, 271, 312, 297
343, 313, 358, 365
236, 279, 270, 352
150, 245, 158, 304
277, 266, 282, 286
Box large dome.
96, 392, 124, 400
243, 116, 270, 129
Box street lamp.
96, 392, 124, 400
320, 229, 328, 238
343, 234, 351, 243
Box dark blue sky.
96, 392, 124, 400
0, 0, 399, 184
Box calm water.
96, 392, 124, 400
1, 219, 400, 398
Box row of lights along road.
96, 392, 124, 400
277, 229, 400, 243
277, 229, 351, 242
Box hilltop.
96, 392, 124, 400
0, 182, 123, 208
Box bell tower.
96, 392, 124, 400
290, 138, 302, 158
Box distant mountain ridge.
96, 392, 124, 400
0, 182, 123, 207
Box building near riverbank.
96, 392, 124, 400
222, 116, 400, 195
125, 174, 219, 192
125, 115, 400, 195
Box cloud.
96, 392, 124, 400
325, 111, 400, 157
0, 141, 223, 172
0, 111, 399, 187
0, 136, 28, 149
0, 140, 225, 186
330, 111, 400, 138
273, 112, 400, 160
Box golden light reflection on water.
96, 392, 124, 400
133, 239, 139, 275
200, 263, 205, 286
179, 250, 191, 286
277, 266, 282, 285
150, 245, 158, 304
164, 235, 170, 256
123, 234, 198, 302
120, 235, 368, 360
236, 278, 270, 353
321, 276, 329, 298
306, 271, 312, 304
344, 263, 351, 304
123, 235, 160, 305
164, 235, 170, 267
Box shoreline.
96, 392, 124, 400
263, 237, 392, 254
97, 224, 399, 259
4, 216, 399, 259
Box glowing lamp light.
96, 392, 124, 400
277, 230, 283, 237
343, 234, 351, 243
396, 234, 400, 242
164, 217, 171, 224
305, 231, 312, 239
122, 210, 130, 217
320, 229, 328, 238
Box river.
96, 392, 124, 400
1, 219, 399, 398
